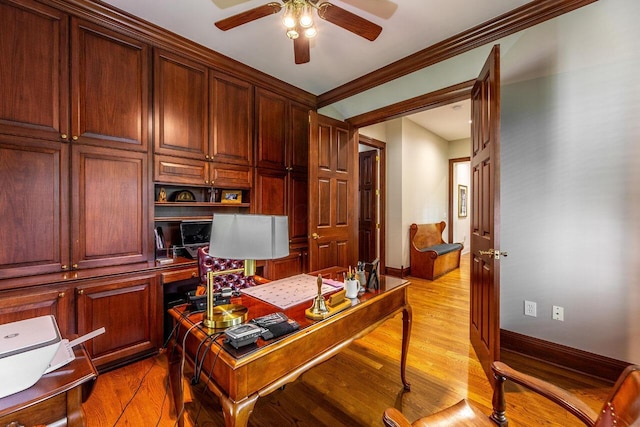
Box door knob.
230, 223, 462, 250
311, 233, 321, 240
479, 249, 508, 259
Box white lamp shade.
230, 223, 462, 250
209, 214, 289, 260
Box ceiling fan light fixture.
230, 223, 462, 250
304, 25, 317, 38
286, 28, 299, 39
283, 4, 296, 28
299, 5, 313, 28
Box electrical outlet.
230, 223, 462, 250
553, 305, 564, 321
524, 300, 537, 317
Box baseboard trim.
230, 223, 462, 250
385, 266, 410, 278
501, 329, 630, 383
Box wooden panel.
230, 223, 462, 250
0, 284, 72, 337
317, 179, 331, 227
318, 124, 331, 170
154, 50, 207, 160
336, 179, 348, 226
210, 71, 253, 166
0, 0, 68, 141
71, 145, 149, 269
154, 154, 207, 185
289, 102, 309, 172
71, 18, 149, 150
0, 137, 69, 279
336, 128, 349, 172
255, 168, 286, 216
255, 88, 287, 170
289, 171, 308, 243
76, 273, 159, 368
210, 163, 252, 188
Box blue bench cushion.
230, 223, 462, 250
419, 243, 463, 256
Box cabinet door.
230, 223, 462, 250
154, 154, 207, 186
210, 72, 253, 166
289, 102, 310, 173
76, 273, 160, 368
263, 248, 306, 280
0, 137, 69, 279
154, 50, 208, 160
0, 0, 69, 141
0, 284, 73, 337
255, 168, 287, 216
255, 88, 287, 170
71, 145, 150, 269
289, 170, 308, 245
71, 18, 149, 151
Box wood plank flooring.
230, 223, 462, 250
83, 254, 613, 426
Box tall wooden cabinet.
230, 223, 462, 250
255, 88, 310, 279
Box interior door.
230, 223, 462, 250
469, 45, 502, 383
358, 149, 378, 263
308, 112, 358, 271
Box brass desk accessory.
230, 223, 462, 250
305, 275, 352, 320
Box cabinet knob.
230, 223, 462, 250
72, 263, 78, 269
61, 264, 68, 270
205, 155, 210, 160
58, 292, 65, 298
72, 135, 78, 141
77, 289, 84, 295
61, 133, 68, 140
191, 272, 197, 278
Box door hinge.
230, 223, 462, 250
375, 155, 380, 162
376, 223, 380, 229
375, 189, 379, 196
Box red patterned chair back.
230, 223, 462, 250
197, 246, 255, 291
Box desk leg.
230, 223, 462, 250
401, 304, 412, 390
220, 394, 259, 427
167, 346, 185, 427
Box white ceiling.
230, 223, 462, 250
100, 0, 532, 96
406, 99, 471, 141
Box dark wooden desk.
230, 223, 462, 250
168, 274, 411, 427
0, 346, 98, 427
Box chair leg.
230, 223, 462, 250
490, 371, 508, 426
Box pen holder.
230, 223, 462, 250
356, 271, 367, 288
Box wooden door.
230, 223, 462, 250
154, 49, 208, 160
308, 112, 358, 271
71, 18, 149, 151
358, 149, 378, 263
71, 145, 149, 270
0, 0, 69, 142
469, 45, 502, 382
0, 137, 69, 279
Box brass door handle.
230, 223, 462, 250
479, 249, 508, 259
311, 233, 321, 240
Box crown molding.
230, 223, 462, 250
318, 0, 597, 108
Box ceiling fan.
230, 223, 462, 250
214, 0, 383, 64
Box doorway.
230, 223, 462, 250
357, 134, 386, 274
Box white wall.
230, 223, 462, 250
500, 0, 640, 363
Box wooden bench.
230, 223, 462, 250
409, 222, 463, 280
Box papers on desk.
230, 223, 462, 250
240, 274, 343, 310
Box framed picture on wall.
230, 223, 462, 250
458, 185, 468, 218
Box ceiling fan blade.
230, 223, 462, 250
293, 35, 310, 64
340, 0, 397, 19
215, 2, 282, 31
317, 2, 382, 41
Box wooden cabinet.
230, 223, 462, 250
254, 89, 310, 275
262, 246, 308, 280
70, 18, 150, 151
0, 0, 69, 142
0, 283, 73, 337
71, 145, 150, 270
154, 49, 208, 160
210, 71, 253, 166
76, 272, 160, 369
0, 136, 69, 279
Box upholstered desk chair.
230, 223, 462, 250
197, 245, 256, 291
383, 361, 640, 427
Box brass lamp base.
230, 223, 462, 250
203, 303, 248, 329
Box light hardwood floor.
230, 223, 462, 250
83, 254, 613, 426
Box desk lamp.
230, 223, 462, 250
204, 214, 289, 328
